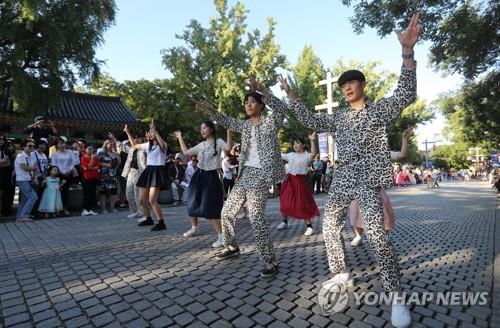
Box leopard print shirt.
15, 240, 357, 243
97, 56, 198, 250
292, 65, 417, 189
212, 94, 287, 186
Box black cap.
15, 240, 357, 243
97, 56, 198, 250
338, 70, 365, 87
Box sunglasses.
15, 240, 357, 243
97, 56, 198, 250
27, 145, 35, 148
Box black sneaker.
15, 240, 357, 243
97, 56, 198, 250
138, 217, 154, 226
215, 247, 240, 260
151, 220, 166, 231
260, 263, 279, 280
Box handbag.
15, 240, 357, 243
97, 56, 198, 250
25, 156, 38, 187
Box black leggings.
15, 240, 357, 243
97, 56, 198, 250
223, 178, 234, 195
60, 176, 72, 208
82, 178, 98, 210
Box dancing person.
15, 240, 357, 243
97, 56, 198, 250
14, 140, 38, 222
196, 77, 287, 279
122, 129, 147, 219
98, 140, 121, 214
38, 166, 64, 218
350, 127, 414, 246
128, 121, 169, 231
80, 145, 100, 216
277, 132, 320, 236
281, 13, 421, 327
175, 123, 233, 247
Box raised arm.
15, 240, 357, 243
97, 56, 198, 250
225, 129, 233, 153
279, 75, 336, 132
150, 120, 168, 151
371, 12, 421, 123
309, 132, 317, 160
175, 131, 189, 155
124, 125, 142, 150
196, 100, 245, 134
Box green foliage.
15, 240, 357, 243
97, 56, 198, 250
431, 143, 469, 170
282, 45, 326, 151
341, 0, 499, 79
84, 75, 204, 148
0, 0, 116, 115
161, 0, 286, 120
438, 70, 499, 150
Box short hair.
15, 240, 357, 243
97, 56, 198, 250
338, 70, 366, 87
244, 92, 264, 106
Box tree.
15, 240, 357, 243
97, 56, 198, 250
281, 45, 326, 151
341, 0, 499, 79
84, 74, 203, 148
161, 0, 286, 121
0, 0, 116, 115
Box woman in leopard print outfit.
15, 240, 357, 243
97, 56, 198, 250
280, 13, 422, 328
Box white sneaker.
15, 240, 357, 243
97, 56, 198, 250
81, 210, 89, 216
321, 272, 353, 288
88, 211, 99, 216
127, 212, 139, 218
391, 304, 411, 327
277, 221, 288, 230
351, 235, 363, 247
212, 236, 224, 248
183, 227, 199, 237
137, 216, 147, 223
304, 227, 314, 236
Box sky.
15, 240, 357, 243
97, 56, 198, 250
95, 0, 463, 149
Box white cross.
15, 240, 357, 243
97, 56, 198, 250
315, 71, 339, 160
315, 71, 339, 114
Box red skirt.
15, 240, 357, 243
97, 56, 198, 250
280, 174, 320, 220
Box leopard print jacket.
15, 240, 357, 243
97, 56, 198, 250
212, 94, 287, 186
292, 65, 417, 190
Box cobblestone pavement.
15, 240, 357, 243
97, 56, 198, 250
0, 181, 498, 327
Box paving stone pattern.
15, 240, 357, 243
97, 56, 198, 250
0, 182, 497, 327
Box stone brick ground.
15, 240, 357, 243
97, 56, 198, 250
0, 181, 497, 327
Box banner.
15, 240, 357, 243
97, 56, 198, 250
318, 132, 329, 158
492, 151, 499, 167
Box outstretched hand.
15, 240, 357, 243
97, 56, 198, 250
195, 100, 217, 113
308, 131, 317, 141
174, 130, 182, 139
123, 124, 129, 133
395, 12, 422, 50
403, 127, 415, 139
248, 76, 267, 96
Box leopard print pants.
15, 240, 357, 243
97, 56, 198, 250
221, 166, 276, 264
126, 168, 142, 215
324, 184, 400, 292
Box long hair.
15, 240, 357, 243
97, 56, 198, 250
203, 121, 218, 156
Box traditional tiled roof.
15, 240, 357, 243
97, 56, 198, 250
47, 91, 138, 124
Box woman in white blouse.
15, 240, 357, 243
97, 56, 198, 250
50, 139, 79, 216
175, 122, 232, 248
127, 121, 169, 232
277, 132, 320, 236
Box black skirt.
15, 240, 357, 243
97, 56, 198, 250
136, 165, 168, 189
187, 169, 224, 219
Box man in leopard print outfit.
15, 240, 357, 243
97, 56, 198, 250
196, 80, 287, 280
280, 12, 422, 328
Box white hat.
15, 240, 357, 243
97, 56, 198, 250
60, 136, 68, 143
175, 153, 182, 159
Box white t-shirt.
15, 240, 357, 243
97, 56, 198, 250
187, 139, 226, 171
282, 152, 312, 175
244, 126, 261, 168
15, 151, 37, 182
222, 158, 236, 179
50, 150, 78, 175
31, 151, 49, 178
140, 143, 166, 166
